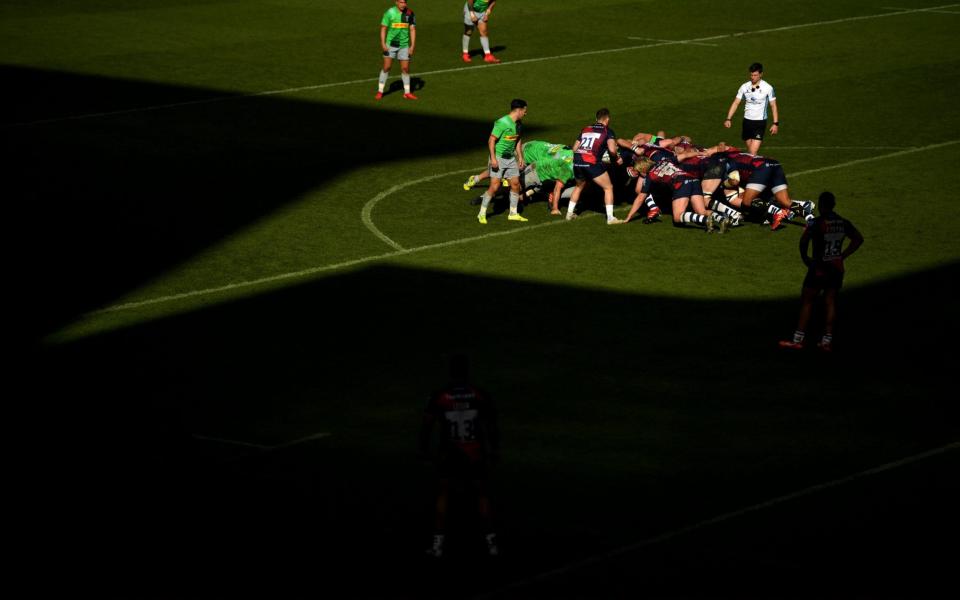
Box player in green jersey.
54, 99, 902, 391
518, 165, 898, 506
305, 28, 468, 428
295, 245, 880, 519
521, 141, 574, 215
477, 99, 527, 224
462, 1, 500, 63
377, 0, 417, 100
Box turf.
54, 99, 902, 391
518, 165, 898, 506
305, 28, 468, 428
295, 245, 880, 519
5, 1, 960, 597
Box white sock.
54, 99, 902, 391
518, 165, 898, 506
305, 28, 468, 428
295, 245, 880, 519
462, 35, 471, 53
605, 204, 614, 220
401, 73, 410, 93
481, 36, 491, 54
479, 193, 492, 213
378, 70, 388, 93
566, 200, 577, 216
509, 192, 520, 214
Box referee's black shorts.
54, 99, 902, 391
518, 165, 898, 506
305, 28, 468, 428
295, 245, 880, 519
741, 118, 766, 142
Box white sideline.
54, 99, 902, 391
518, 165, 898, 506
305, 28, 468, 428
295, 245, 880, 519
4, 3, 958, 128
192, 431, 329, 452
478, 440, 960, 598
89, 139, 959, 316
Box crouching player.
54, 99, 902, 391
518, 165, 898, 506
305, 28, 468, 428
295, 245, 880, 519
624, 156, 724, 231
521, 140, 575, 215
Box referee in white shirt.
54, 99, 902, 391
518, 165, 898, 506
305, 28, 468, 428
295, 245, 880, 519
724, 62, 779, 154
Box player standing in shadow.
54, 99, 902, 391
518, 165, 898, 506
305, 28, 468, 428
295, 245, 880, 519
779, 191, 864, 351
420, 354, 500, 558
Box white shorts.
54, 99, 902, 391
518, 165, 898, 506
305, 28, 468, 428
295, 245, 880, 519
489, 155, 519, 180
463, 4, 490, 27
383, 46, 411, 61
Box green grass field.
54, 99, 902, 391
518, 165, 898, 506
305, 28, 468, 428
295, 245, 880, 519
6, 1, 960, 597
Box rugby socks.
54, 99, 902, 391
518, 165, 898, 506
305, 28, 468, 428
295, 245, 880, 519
565, 200, 577, 218
820, 333, 833, 346
509, 191, 520, 215
711, 201, 742, 219
645, 196, 657, 211
401, 72, 411, 94
462, 35, 471, 53
479, 192, 492, 215
798, 200, 816, 224
792, 330, 806, 344
681, 212, 707, 227
480, 36, 491, 55
768, 204, 794, 219
605, 204, 615, 221
378, 70, 389, 93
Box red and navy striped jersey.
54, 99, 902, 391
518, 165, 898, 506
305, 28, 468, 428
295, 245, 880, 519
425, 384, 494, 459
574, 123, 616, 166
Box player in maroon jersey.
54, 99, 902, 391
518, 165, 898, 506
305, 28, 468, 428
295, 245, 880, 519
779, 192, 863, 352
420, 354, 500, 558
622, 155, 725, 231
718, 147, 813, 230
565, 108, 626, 224
678, 142, 745, 229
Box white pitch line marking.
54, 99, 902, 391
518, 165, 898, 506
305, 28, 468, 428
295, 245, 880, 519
5, 3, 958, 128
765, 145, 911, 150
883, 5, 960, 13
481, 440, 960, 597
784, 139, 957, 178
627, 36, 717, 46
191, 434, 271, 449
269, 431, 331, 450
361, 167, 479, 251
85, 139, 959, 317
192, 431, 330, 452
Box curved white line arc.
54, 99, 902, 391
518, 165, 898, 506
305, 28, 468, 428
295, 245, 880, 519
361, 167, 479, 251
85, 139, 959, 316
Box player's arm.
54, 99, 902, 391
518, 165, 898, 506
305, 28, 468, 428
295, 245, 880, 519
486, 1, 496, 18
799, 227, 813, 267
516, 137, 524, 168
607, 137, 623, 165
673, 147, 704, 162
769, 98, 779, 134
617, 137, 640, 153
488, 134, 500, 170
408, 21, 416, 55
625, 178, 650, 222
624, 192, 647, 223
380, 25, 388, 51
724, 97, 741, 127
842, 223, 864, 259
550, 179, 564, 211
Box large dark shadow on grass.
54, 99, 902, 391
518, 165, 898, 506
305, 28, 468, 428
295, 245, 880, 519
23, 259, 958, 598
0, 65, 538, 345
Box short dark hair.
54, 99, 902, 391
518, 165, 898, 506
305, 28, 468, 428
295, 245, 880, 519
818, 191, 836, 212
511, 98, 527, 110
596, 108, 610, 121
749, 62, 763, 73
